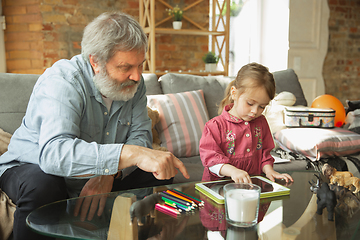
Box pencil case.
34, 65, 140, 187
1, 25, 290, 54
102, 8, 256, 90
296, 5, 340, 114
284, 106, 335, 128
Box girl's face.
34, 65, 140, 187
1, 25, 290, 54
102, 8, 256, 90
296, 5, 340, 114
228, 84, 271, 122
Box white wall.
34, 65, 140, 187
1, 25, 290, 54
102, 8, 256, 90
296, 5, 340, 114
288, 0, 329, 104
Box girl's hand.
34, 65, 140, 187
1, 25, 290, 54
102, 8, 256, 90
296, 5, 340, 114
220, 164, 252, 183
230, 168, 252, 183
263, 164, 293, 182
265, 171, 293, 183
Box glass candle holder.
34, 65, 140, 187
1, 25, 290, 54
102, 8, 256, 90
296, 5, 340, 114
224, 183, 261, 227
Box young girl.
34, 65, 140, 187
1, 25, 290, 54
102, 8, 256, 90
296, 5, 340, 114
199, 63, 293, 183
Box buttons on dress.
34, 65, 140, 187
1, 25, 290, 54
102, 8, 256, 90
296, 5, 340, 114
104, 112, 108, 115
106, 132, 109, 135
245, 122, 248, 125
246, 148, 250, 152
104, 169, 109, 173
246, 133, 250, 137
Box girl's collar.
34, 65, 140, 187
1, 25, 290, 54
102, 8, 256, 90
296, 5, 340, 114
223, 104, 243, 123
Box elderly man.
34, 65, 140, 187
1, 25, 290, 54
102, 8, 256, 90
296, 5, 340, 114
0, 11, 189, 240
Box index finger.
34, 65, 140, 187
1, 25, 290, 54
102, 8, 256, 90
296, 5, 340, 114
284, 174, 294, 182
173, 157, 190, 179
247, 176, 252, 184
87, 196, 101, 221
243, 175, 252, 183
79, 197, 92, 221
74, 197, 84, 217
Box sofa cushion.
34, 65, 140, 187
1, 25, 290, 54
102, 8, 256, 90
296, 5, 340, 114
159, 73, 233, 119
0, 73, 40, 134
272, 69, 307, 106
0, 73, 157, 134
143, 73, 162, 95
160, 70, 307, 118
173, 155, 204, 183
274, 127, 360, 161
147, 90, 209, 158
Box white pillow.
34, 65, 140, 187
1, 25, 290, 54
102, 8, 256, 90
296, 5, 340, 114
263, 91, 297, 148
273, 91, 296, 106
274, 128, 360, 161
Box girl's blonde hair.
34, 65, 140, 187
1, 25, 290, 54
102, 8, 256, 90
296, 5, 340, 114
218, 62, 275, 115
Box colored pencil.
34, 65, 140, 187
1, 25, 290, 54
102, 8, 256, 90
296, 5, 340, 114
156, 204, 177, 215
160, 192, 191, 206
164, 202, 182, 212
170, 189, 204, 206
172, 189, 203, 203
155, 204, 178, 218
161, 196, 190, 211
165, 190, 195, 205
157, 203, 181, 214
162, 197, 187, 209
163, 201, 183, 212
155, 203, 179, 215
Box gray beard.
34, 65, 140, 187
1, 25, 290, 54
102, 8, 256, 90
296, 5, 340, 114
93, 68, 139, 101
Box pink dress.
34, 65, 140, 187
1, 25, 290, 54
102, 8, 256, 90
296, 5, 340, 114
200, 104, 275, 181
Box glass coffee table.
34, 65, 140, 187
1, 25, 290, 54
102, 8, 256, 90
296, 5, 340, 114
27, 171, 360, 240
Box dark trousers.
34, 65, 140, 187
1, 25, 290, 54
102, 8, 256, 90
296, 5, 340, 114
0, 164, 68, 240
112, 167, 173, 191
0, 164, 173, 240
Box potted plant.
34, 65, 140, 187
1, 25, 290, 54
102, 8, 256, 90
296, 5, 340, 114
166, 5, 183, 29
202, 51, 219, 72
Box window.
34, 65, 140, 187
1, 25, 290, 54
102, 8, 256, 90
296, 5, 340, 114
211, 0, 289, 76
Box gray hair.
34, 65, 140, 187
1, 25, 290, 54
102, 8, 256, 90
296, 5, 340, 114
81, 11, 148, 65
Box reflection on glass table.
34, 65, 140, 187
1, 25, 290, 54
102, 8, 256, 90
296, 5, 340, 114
27, 171, 360, 240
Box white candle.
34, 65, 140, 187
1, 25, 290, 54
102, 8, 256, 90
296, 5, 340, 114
226, 189, 259, 222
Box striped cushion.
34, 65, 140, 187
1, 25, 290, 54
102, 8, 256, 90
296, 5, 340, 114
147, 90, 209, 158
274, 128, 360, 161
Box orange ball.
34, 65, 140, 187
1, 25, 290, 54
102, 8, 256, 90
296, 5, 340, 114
311, 94, 346, 127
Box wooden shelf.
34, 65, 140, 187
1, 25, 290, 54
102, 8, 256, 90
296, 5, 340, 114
144, 70, 226, 77
139, 0, 230, 76
143, 27, 226, 36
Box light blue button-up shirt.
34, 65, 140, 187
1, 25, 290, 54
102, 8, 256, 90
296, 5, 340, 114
0, 54, 152, 179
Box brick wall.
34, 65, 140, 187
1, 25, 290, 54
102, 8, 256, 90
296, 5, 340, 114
2, 0, 209, 74
153, 0, 209, 72
323, 0, 360, 104
7, 0, 359, 100
2, 0, 138, 74
3, 0, 43, 74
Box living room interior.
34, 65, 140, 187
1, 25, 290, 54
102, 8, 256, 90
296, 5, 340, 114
0, 0, 359, 106
1, 1, 360, 239
1, 0, 359, 182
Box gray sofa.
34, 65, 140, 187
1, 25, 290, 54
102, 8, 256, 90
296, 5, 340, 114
0, 69, 309, 184
145, 70, 309, 182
